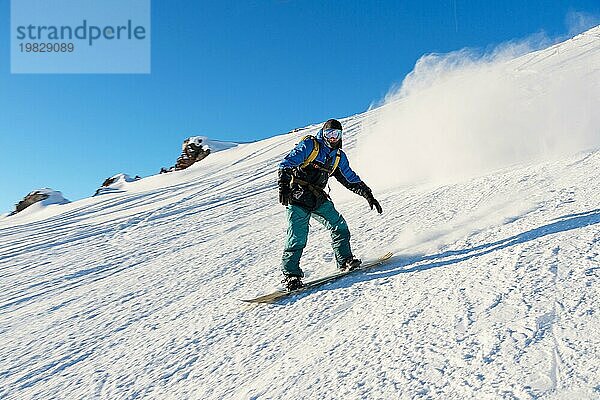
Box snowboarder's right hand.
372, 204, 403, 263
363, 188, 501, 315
278, 169, 292, 206
279, 186, 290, 206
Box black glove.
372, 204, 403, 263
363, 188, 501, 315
349, 181, 382, 214
279, 186, 290, 206
366, 193, 383, 214
278, 169, 292, 206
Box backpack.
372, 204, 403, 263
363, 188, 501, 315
299, 135, 340, 176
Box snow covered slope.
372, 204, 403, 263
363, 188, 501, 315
1, 29, 599, 399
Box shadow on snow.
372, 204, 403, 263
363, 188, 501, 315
281, 208, 600, 304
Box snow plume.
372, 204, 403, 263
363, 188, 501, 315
394, 194, 539, 256
355, 27, 600, 191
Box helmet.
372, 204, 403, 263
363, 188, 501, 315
321, 119, 343, 148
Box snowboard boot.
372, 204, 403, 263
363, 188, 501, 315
340, 257, 362, 272
282, 275, 303, 291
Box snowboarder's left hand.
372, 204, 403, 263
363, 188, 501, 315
366, 194, 382, 214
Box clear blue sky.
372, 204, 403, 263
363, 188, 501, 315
1, 1, 599, 213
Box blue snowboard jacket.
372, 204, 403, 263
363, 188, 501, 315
279, 130, 371, 210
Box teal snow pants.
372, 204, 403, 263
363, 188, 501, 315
281, 200, 353, 277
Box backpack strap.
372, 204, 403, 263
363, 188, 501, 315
329, 150, 341, 176
299, 135, 319, 169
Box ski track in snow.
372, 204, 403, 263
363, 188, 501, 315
1, 30, 600, 400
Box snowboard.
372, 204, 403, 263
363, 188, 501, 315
241, 252, 393, 304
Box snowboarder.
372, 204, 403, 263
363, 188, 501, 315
278, 119, 382, 291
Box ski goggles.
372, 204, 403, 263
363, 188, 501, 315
323, 128, 342, 143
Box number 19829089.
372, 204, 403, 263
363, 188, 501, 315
19, 43, 74, 52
